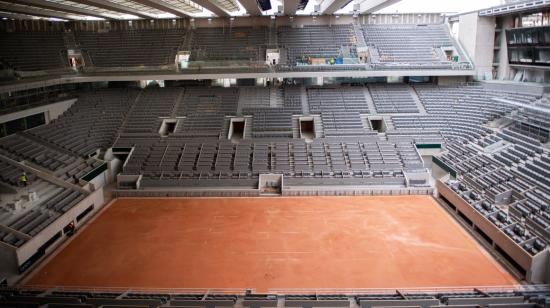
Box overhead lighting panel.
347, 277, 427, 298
109, 0, 167, 16
210, 0, 240, 12
161, 0, 203, 14
45, 0, 126, 18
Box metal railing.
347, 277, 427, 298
269, 284, 550, 295
15, 284, 550, 295
20, 285, 251, 295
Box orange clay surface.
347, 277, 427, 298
27, 196, 517, 291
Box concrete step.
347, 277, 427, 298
269, 87, 282, 108
170, 88, 186, 117
361, 114, 372, 130
243, 117, 253, 139
313, 115, 324, 138
220, 118, 231, 140
292, 116, 301, 139
383, 116, 395, 130
363, 87, 377, 115
300, 85, 309, 115
407, 85, 428, 115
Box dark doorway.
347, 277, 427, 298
166, 122, 177, 134
370, 119, 386, 132
300, 119, 315, 140
230, 119, 245, 142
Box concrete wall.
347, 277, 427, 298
529, 250, 550, 283
11, 188, 105, 275
361, 13, 444, 25
87, 169, 108, 190
458, 13, 478, 69
115, 189, 261, 197
107, 157, 124, 183
431, 161, 450, 181
0, 98, 76, 125
360, 299, 439, 308
283, 185, 433, 196
512, 66, 550, 83
438, 76, 469, 85
192, 14, 351, 28
104, 148, 126, 184
481, 80, 550, 96
0, 69, 475, 94
145, 13, 445, 29
459, 13, 496, 80
0, 13, 445, 32
476, 16, 497, 80
497, 16, 514, 80
437, 180, 544, 281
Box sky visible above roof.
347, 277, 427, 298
378, 0, 505, 14
308, 0, 507, 17
0, 0, 510, 20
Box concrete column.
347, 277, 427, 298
458, 13, 496, 80
497, 16, 514, 80
256, 78, 265, 86
316, 76, 323, 86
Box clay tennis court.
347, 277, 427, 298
27, 196, 516, 291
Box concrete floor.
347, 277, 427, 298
27, 196, 517, 292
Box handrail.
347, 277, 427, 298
269, 284, 549, 295
13, 284, 550, 295
20, 285, 252, 294
444, 22, 475, 70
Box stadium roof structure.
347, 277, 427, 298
0, 0, 400, 18
479, 0, 550, 16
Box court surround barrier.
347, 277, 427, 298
415, 143, 442, 149
8, 284, 550, 307
81, 162, 108, 183
0, 188, 105, 277
437, 179, 550, 284
432, 156, 457, 178
4, 284, 549, 308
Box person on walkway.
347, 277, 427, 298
66, 221, 76, 236
20, 172, 28, 188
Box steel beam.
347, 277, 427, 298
0, 2, 81, 19
10, 0, 113, 19
189, 0, 230, 17
70, 0, 153, 18
238, 0, 262, 15
358, 0, 401, 13
130, 0, 193, 17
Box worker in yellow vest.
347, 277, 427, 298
21, 173, 28, 188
